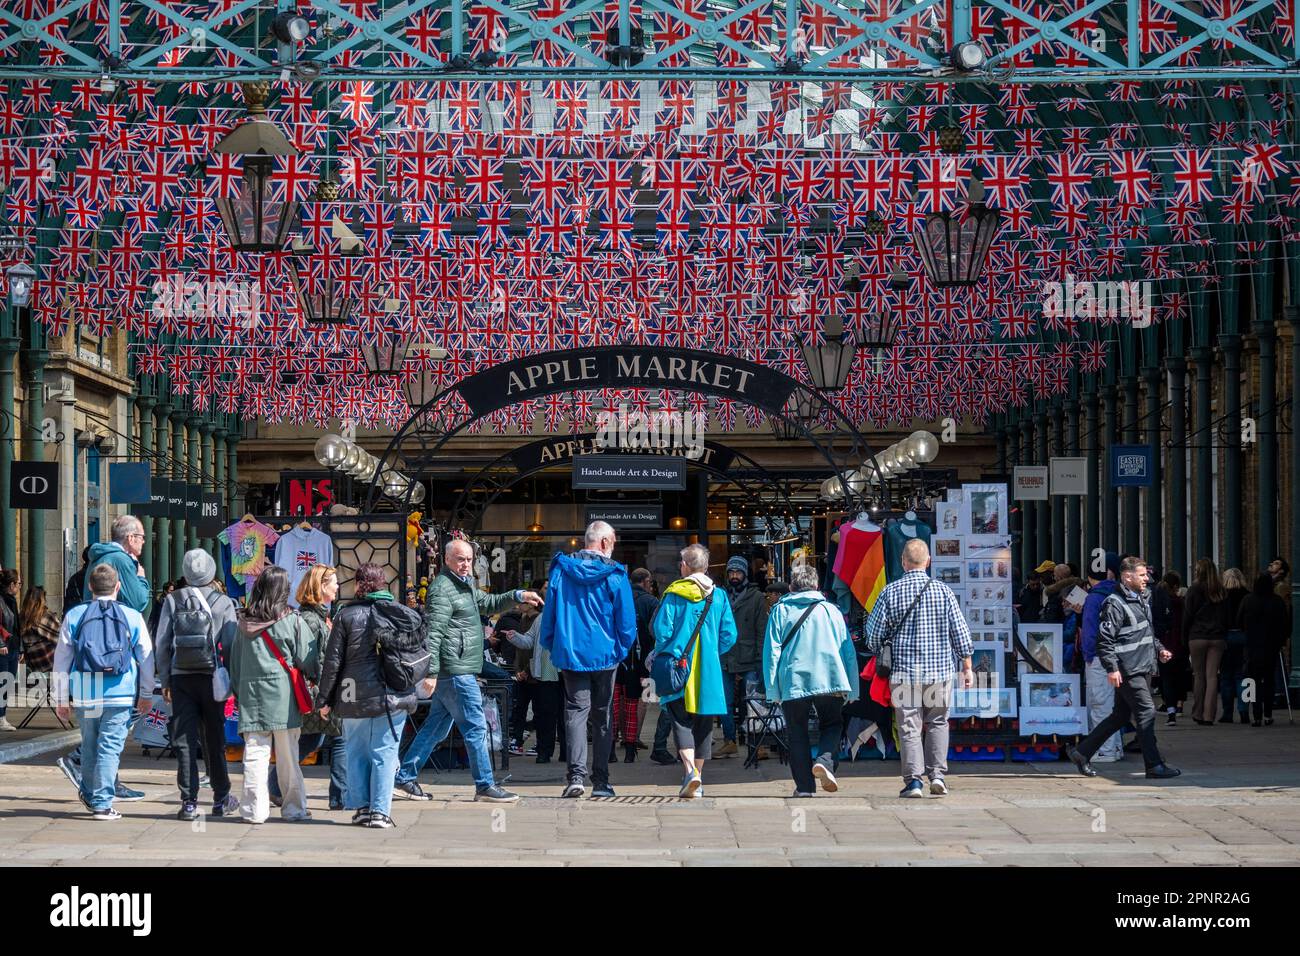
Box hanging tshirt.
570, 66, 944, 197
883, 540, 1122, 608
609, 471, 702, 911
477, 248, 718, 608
884, 518, 934, 583
219, 519, 280, 589
833, 523, 886, 614
273, 525, 335, 607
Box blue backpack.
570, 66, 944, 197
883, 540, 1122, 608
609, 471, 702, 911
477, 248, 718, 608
72, 599, 137, 676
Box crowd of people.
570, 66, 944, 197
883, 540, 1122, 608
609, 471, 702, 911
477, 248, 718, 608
8, 510, 1295, 824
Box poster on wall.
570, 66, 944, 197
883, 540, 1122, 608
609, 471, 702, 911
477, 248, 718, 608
1050, 457, 1089, 495
1012, 465, 1049, 501
960, 484, 1009, 536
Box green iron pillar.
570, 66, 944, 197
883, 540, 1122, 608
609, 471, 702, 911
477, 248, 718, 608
0, 335, 18, 568
171, 408, 188, 577
1102, 381, 1120, 552
1288, 306, 1300, 686
226, 435, 242, 519
186, 415, 202, 552
1122, 373, 1141, 556
135, 395, 156, 580
1084, 382, 1100, 573
153, 402, 173, 587
1035, 403, 1049, 561
1256, 319, 1278, 569
1220, 334, 1242, 570
995, 413, 1007, 477
1051, 400, 1065, 564
200, 420, 215, 552
1065, 394, 1082, 573
22, 348, 49, 587
1167, 358, 1188, 581
1021, 412, 1036, 573
1192, 347, 1215, 564
1144, 365, 1163, 571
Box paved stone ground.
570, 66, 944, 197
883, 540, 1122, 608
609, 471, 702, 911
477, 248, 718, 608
2, 716, 1299, 866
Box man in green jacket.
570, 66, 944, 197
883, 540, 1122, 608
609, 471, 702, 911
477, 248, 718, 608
393, 537, 542, 803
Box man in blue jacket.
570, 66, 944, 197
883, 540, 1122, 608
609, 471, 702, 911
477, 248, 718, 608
540, 520, 636, 799
1081, 551, 1122, 761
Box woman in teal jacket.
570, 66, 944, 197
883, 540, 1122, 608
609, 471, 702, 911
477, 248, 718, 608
651, 544, 737, 799
762, 563, 859, 797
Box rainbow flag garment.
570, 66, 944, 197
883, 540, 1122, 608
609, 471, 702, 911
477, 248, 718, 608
834, 523, 887, 614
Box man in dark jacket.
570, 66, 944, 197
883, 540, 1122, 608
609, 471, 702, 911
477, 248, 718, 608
540, 520, 636, 799
718, 555, 767, 757
317, 562, 426, 827
1069, 556, 1179, 779
393, 538, 541, 804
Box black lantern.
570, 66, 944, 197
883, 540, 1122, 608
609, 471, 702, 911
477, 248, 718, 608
913, 176, 1002, 288
212, 82, 301, 253
402, 343, 449, 409
799, 314, 858, 392
362, 333, 409, 377
6, 260, 35, 310
290, 177, 359, 325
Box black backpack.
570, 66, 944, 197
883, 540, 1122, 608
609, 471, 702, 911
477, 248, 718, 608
170, 588, 218, 672
368, 603, 430, 692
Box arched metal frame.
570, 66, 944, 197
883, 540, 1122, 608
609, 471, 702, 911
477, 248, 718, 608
448, 437, 801, 537
364, 346, 882, 517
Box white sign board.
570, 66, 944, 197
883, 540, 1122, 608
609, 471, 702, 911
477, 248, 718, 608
1013, 465, 1049, 501
1050, 457, 1089, 495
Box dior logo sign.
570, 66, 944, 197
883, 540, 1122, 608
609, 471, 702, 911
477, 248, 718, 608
9, 460, 59, 510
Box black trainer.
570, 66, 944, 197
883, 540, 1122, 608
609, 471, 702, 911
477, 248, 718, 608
590, 782, 616, 798
351, 809, 372, 826
561, 779, 585, 799
366, 813, 396, 828
393, 780, 433, 801
474, 785, 520, 803
649, 750, 675, 766
1145, 763, 1182, 779
177, 802, 200, 821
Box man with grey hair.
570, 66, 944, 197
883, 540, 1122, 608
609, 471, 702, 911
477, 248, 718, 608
540, 520, 637, 798
83, 515, 151, 615
865, 537, 973, 799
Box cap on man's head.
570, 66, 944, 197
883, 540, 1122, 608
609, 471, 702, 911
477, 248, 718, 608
182, 549, 217, 587
1105, 551, 1122, 577
1034, 560, 1056, 574
726, 555, 749, 578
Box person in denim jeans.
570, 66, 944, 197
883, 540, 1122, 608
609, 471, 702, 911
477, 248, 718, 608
53, 564, 155, 820
394, 675, 495, 791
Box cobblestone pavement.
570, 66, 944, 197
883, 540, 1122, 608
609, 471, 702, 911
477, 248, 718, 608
2, 719, 1298, 866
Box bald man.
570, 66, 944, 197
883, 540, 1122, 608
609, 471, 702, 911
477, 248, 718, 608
864, 538, 973, 799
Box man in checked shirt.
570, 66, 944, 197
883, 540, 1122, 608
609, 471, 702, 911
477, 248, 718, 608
865, 539, 974, 799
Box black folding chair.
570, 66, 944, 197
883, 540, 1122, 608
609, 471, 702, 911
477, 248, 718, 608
14, 664, 72, 731
742, 694, 790, 768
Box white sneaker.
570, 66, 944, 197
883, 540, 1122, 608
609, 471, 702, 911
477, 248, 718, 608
812, 755, 839, 793
0, 717, 16, 732
929, 777, 949, 796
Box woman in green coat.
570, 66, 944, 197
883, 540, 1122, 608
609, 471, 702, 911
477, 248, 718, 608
227, 566, 320, 824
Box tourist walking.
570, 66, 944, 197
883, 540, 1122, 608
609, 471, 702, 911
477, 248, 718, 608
394, 538, 540, 804
1237, 572, 1289, 727
226, 566, 319, 825
53, 564, 155, 820
500, 608, 565, 763
1218, 568, 1250, 724
1080, 554, 1123, 758
155, 549, 239, 820
650, 544, 738, 799
763, 563, 859, 797
719, 555, 767, 758
864, 538, 973, 798
1150, 571, 1188, 724
1069, 556, 1179, 779
317, 563, 425, 827
1184, 558, 1229, 724
540, 521, 637, 799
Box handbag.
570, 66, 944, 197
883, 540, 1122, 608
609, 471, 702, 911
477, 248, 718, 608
876, 580, 933, 681
211, 665, 232, 702
651, 591, 714, 698
261, 626, 314, 716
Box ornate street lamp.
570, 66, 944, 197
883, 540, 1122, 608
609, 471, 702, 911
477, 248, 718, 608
290, 177, 360, 326
6, 261, 35, 309
402, 343, 450, 411
362, 333, 409, 377
212, 81, 301, 253
799, 314, 858, 392
913, 176, 1002, 288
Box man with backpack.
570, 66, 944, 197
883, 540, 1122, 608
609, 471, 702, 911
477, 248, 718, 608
392, 538, 542, 804
53, 563, 154, 821
155, 549, 239, 821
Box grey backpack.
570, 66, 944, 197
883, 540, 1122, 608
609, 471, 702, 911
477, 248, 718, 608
171, 588, 217, 672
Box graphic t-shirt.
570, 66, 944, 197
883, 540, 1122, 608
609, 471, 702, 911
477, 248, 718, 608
273, 526, 335, 607
219, 520, 280, 588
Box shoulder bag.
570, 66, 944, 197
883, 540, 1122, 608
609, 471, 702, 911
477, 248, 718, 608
262, 623, 315, 715
651, 591, 714, 698
876, 579, 932, 681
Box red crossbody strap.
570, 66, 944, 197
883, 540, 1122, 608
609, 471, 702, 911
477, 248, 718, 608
261, 629, 293, 674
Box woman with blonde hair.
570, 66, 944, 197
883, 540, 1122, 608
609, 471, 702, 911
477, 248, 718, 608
267, 564, 346, 810
1183, 558, 1228, 724
1218, 568, 1251, 724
